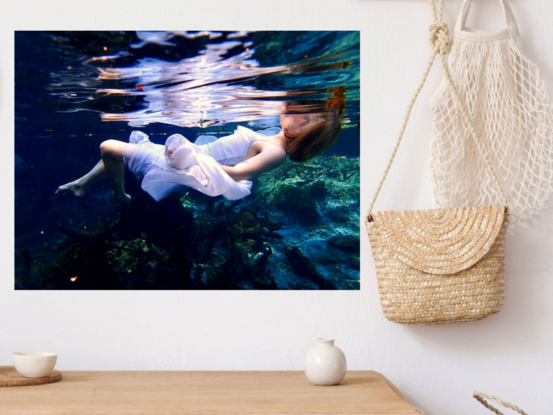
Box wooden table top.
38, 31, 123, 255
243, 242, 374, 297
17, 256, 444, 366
0, 371, 424, 415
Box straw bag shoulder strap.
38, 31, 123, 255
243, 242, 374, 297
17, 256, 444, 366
474, 392, 529, 415
365, 0, 508, 223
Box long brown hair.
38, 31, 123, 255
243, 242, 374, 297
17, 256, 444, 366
284, 87, 345, 162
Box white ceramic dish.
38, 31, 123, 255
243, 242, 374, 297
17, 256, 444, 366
12, 351, 58, 378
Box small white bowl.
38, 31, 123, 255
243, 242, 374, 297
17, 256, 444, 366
12, 352, 58, 378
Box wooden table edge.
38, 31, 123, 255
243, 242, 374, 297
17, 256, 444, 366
373, 371, 426, 415
0, 370, 426, 415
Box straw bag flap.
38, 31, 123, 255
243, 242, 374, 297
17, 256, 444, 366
368, 205, 505, 275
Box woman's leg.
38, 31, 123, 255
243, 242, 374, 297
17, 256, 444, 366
56, 140, 134, 203
99, 139, 132, 203
55, 160, 107, 197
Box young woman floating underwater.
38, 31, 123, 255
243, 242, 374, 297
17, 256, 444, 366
56, 89, 346, 203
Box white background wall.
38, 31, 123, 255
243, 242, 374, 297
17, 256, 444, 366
2, 0, 552, 414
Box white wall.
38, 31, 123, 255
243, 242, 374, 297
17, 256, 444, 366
2, 0, 552, 414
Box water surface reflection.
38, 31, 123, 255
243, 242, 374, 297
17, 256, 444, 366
47, 31, 360, 129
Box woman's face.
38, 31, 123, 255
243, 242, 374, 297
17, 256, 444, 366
280, 114, 311, 137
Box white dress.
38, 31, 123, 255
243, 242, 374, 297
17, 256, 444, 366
124, 126, 283, 201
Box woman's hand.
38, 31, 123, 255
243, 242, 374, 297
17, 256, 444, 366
167, 143, 196, 170
164, 134, 190, 162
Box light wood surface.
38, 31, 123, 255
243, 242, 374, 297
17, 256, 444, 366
0, 366, 62, 387
0, 371, 424, 415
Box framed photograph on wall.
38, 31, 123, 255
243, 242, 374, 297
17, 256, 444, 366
15, 30, 360, 290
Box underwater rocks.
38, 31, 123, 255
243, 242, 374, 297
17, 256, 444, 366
270, 184, 320, 225
191, 209, 281, 290
105, 239, 169, 288
116, 193, 195, 247
305, 180, 327, 200
17, 155, 360, 290
196, 238, 277, 290
285, 246, 336, 290
326, 207, 351, 224
327, 234, 360, 254
17, 193, 197, 290
249, 156, 360, 289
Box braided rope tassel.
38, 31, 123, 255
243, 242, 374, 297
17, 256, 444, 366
366, 0, 507, 221
474, 392, 529, 415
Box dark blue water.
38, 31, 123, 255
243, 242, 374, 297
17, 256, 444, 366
15, 31, 360, 290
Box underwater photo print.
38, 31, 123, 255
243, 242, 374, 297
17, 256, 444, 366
15, 31, 360, 290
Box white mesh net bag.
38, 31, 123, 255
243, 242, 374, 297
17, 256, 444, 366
429, 0, 553, 222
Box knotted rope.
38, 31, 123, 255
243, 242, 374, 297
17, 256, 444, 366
366, 0, 507, 222
429, 22, 451, 55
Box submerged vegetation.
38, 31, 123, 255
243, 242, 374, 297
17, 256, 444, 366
15, 156, 360, 290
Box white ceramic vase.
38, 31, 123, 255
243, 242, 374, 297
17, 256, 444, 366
304, 338, 347, 386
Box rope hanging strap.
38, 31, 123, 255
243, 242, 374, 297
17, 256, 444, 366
473, 392, 529, 415
366, 0, 508, 222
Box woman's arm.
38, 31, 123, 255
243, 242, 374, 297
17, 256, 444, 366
221, 147, 286, 181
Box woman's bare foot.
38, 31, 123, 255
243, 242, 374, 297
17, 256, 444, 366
55, 180, 85, 197
113, 191, 132, 204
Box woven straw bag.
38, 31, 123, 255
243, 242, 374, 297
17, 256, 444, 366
473, 392, 528, 415
365, 0, 509, 325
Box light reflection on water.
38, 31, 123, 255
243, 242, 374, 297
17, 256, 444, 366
48, 31, 360, 129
